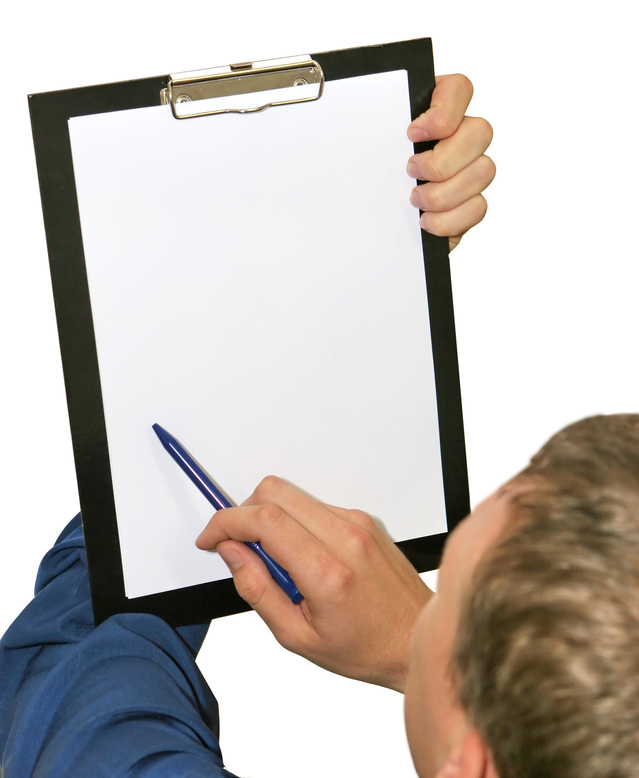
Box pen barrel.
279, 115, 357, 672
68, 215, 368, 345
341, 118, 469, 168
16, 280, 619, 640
153, 423, 303, 603
247, 542, 303, 604
153, 423, 231, 510
182, 457, 231, 511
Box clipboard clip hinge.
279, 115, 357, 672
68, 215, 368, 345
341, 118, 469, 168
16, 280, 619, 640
160, 56, 324, 119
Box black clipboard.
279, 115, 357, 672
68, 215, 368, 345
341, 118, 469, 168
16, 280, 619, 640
29, 38, 469, 627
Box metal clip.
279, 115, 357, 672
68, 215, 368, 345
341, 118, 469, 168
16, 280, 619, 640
160, 56, 324, 119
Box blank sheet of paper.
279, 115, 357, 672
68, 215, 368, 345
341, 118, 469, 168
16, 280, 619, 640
68, 69, 447, 599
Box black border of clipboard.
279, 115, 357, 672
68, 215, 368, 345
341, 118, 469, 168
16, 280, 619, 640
29, 38, 469, 627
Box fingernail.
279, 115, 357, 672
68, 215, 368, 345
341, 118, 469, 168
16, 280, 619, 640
407, 159, 421, 179
408, 125, 429, 142
410, 188, 422, 208
218, 546, 242, 571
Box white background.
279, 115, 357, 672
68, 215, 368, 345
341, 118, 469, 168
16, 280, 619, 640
1, 2, 637, 776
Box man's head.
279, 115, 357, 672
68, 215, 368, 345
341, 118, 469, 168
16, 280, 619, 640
405, 414, 639, 778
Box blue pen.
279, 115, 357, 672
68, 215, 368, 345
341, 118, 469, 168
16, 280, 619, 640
152, 423, 303, 604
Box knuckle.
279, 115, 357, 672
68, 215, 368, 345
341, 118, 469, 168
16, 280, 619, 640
478, 154, 497, 185
456, 196, 488, 235
421, 210, 447, 237
345, 508, 377, 532
424, 151, 448, 183
472, 194, 489, 223
429, 113, 458, 142
468, 192, 488, 217
342, 521, 377, 560
470, 116, 494, 149
322, 559, 356, 596
255, 502, 284, 531
253, 474, 284, 502
421, 182, 444, 212
448, 73, 474, 101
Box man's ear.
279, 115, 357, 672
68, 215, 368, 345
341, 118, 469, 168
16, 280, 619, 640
434, 728, 499, 778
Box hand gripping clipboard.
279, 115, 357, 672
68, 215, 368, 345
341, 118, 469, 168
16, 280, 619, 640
29, 39, 469, 626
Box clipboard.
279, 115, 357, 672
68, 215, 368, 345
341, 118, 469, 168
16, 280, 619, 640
29, 38, 469, 627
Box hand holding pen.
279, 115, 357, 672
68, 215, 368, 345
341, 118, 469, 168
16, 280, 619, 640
153, 423, 302, 604
195, 474, 432, 693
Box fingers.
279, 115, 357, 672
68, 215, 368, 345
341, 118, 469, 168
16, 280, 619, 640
410, 153, 496, 214
215, 538, 314, 649
196, 476, 378, 598
197, 475, 356, 553
407, 73, 474, 143
406, 73, 495, 251
242, 476, 349, 545
409, 135, 494, 249
407, 116, 494, 183
419, 195, 489, 249
196, 475, 410, 614
195, 476, 432, 690
196, 502, 332, 596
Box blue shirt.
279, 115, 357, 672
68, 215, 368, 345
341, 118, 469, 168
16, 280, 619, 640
0, 515, 240, 777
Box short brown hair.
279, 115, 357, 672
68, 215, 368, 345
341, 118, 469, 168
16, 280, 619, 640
453, 414, 639, 778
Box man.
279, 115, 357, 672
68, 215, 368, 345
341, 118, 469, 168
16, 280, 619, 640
203, 414, 639, 778
0, 73, 495, 776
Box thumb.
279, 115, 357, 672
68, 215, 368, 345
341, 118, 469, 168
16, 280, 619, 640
216, 540, 268, 609
215, 541, 292, 614
216, 540, 244, 572
215, 540, 311, 650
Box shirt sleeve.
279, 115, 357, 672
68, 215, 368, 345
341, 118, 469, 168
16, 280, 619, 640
0, 515, 240, 777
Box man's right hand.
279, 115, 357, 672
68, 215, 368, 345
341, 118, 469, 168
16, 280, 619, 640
195, 476, 433, 693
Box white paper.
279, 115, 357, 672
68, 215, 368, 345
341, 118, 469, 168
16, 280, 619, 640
68, 70, 447, 599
